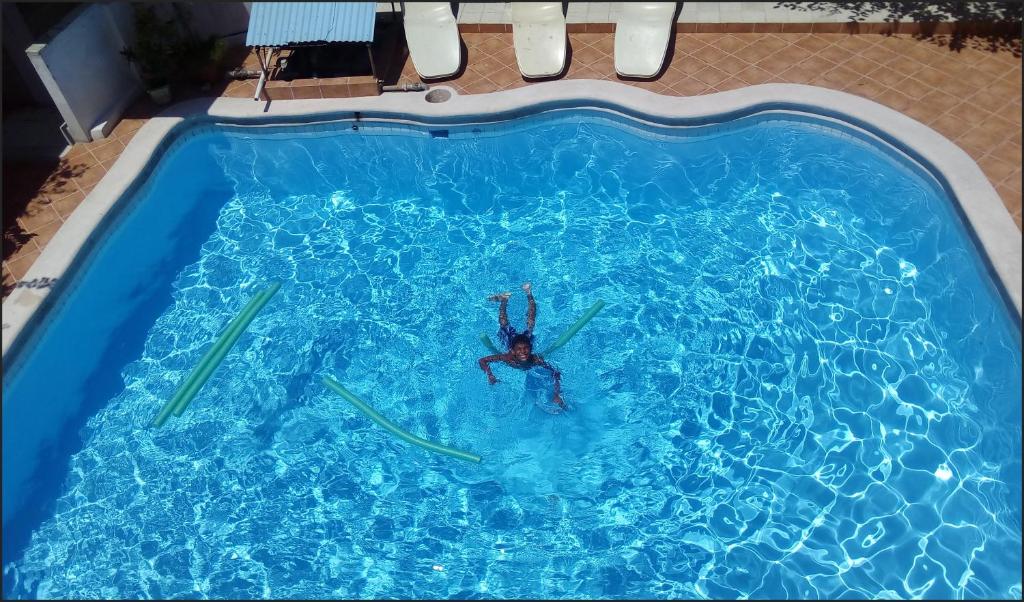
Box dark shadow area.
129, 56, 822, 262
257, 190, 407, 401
374, 13, 410, 86
169, 42, 257, 102
277, 44, 374, 79
2, 162, 53, 258
926, 27, 1022, 56
774, 1, 1023, 56
263, 13, 407, 83
559, 36, 575, 80
12, 1, 80, 39
1, 2, 90, 297
2, 160, 87, 292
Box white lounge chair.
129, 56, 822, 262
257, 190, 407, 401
511, 2, 567, 79
614, 2, 677, 78
403, 2, 462, 79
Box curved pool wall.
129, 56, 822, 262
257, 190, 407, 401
1, 82, 1020, 596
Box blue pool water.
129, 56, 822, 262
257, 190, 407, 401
3, 110, 1021, 599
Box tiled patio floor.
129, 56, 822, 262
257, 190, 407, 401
3, 31, 1021, 299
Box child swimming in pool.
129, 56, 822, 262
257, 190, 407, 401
478, 282, 567, 411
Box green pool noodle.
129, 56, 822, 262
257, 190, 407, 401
170, 282, 281, 418
540, 300, 606, 356
154, 286, 271, 425
150, 288, 268, 427
323, 376, 482, 463
152, 285, 272, 427
151, 283, 279, 427
167, 283, 279, 419
479, 332, 500, 354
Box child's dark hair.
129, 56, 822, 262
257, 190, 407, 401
510, 333, 533, 349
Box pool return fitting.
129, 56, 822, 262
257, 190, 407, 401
151, 283, 281, 427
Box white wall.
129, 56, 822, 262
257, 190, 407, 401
26, 2, 252, 143
175, 1, 252, 46
27, 4, 141, 142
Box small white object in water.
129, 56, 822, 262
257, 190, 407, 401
898, 260, 918, 279
934, 464, 953, 481
432, 565, 444, 572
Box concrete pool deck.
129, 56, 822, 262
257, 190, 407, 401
2, 78, 1021, 358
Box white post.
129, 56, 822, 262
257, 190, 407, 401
253, 46, 273, 101
25, 43, 91, 142
254, 70, 268, 101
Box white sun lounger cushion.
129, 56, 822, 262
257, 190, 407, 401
615, 2, 677, 78
404, 2, 461, 79
512, 2, 567, 78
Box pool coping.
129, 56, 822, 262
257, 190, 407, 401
2, 80, 1020, 358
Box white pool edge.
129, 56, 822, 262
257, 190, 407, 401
3, 80, 1020, 358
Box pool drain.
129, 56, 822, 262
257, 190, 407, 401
425, 88, 453, 103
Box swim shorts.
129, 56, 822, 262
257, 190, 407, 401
498, 324, 534, 351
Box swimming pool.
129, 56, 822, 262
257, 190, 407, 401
2, 98, 1021, 598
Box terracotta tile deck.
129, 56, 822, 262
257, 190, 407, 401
3, 31, 1021, 299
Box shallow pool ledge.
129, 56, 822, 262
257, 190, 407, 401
2, 81, 1020, 357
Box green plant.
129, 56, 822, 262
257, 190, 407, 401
121, 5, 182, 88
210, 38, 227, 63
